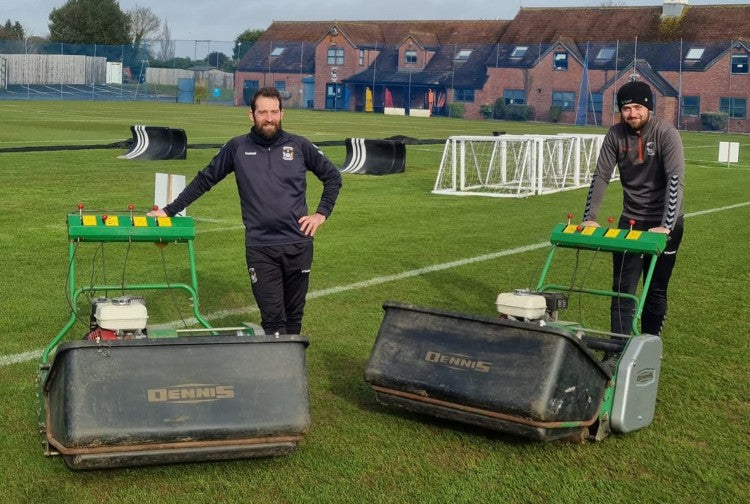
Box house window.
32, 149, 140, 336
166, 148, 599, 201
503, 89, 525, 105
270, 47, 285, 57
405, 50, 417, 64
685, 47, 704, 61
731, 54, 748, 74
510, 46, 528, 58
359, 49, 364, 66
720, 97, 747, 119
552, 91, 575, 111
454, 88, 474, 102
327, 48, 344, 65
595, 47, 615, 61
681, 96, 700, 117
455, 49, 472, 61
590, 92, 603, 114
274, 81, 286, 92
554, 52, 568, 70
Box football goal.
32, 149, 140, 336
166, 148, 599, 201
432, 134, 610, 198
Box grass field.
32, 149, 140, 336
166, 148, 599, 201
0, 101, 748, 504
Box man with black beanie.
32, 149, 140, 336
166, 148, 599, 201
581, 80, 685, 337
149, 87, 342, 335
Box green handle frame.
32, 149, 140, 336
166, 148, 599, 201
535, 243, 660, 336
41, 238, 212, 364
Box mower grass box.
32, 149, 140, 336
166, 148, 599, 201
43, 335, 310, 470
365, 302, 610, 441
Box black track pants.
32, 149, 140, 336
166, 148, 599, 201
611, 215, 683, 336
245, 241, 313, 335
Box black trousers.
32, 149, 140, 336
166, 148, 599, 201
611, 215, 684, 336
245, 241, 313, 335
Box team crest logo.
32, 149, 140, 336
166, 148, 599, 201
646, 141, 655, 157
282, 146, 295, 161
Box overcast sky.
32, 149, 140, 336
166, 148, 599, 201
3, 0, 742, 42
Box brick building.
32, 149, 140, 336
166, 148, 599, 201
234, 1, 750, 132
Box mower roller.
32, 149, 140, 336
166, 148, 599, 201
365, 219, 667, 441
37, 205, 311, 470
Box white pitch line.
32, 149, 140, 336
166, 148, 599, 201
2, 201, 748, 367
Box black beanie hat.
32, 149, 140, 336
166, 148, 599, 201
617, 81, 653, 111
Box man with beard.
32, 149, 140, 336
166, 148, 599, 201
581, 80, 684, 337
148, 87, 342, 335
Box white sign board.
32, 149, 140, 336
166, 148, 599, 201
718, 141, 739, 164
154, 173, 186, 216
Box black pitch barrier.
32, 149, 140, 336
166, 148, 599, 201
340, 138, 406, 175
118, 125, 188, 161
364, 302, 610, 441
43, 334, 310, 470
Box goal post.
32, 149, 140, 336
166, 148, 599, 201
432, 134, 608, 198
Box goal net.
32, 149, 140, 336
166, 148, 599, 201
432, 134, 610, 198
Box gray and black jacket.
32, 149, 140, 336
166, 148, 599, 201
583, 116, 684, 229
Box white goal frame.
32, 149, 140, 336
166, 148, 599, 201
432, 134, 611, 198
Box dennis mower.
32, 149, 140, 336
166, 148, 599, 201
365, 216, 667, 441
37, 204, 311, 470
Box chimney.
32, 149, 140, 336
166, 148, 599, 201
662, 0, 688, 18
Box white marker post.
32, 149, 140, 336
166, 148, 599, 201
154, 173, 186, 216
718, 141, 740, 169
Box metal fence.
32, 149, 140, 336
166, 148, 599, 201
0, 39, 240, 103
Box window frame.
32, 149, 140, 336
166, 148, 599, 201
595, 47, 615, 61
681, 95, 700, 117
327, 47, 344, 65
685, 47, 705, 61
405, 50, 417, 64
720, 97, 747, 119
552, 91, 575, 111
731, 54, 748, 74
553, 51, 568, 71
503, 89, 525, 105
454, 88, 475, 103
510, 46, 528, 59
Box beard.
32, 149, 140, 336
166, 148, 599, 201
257, 120, 282, 139
624, 114, 649, 131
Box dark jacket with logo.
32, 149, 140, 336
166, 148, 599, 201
583, 116, 684, 229
164, 128, 342, 246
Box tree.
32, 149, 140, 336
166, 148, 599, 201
157, 20, 175, 61
234, 28, 264, 59
48, 0, 131, 45
206, 51, 229, 68
0, 19, 25, 40
128, 5, 160, 47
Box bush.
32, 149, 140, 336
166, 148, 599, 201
479, 104, 494, 119
194, 84, 207, 104
448, 102, 465, 118
700, 112, 728, 131
505, 104, 532, 121
549, 105, 563, 123
493, 98, 506, 119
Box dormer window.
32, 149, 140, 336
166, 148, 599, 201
270, 47, 285, 57
510, 46, 528, 59
685, 47, 705, 61
405, 50, 417, 64
455, 49, 472, 61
